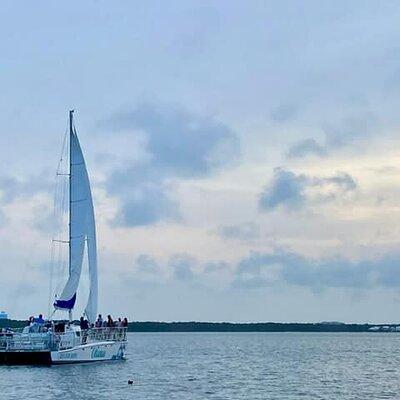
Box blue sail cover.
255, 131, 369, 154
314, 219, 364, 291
54, 294, 76, 310
54, 126, 96, 316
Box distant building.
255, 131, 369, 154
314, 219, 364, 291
367, 326, 380, 332
0, 311, 8, 320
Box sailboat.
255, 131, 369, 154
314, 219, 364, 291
0, 111, 127, 364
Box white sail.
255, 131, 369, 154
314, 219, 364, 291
54, 114, 97, 321
85, 190, 98, 323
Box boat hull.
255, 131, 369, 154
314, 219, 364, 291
51, 340, 126, 364
0, 351, 52, 365
0, 341, 126, 365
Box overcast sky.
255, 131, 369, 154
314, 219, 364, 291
1, 1, 400, 323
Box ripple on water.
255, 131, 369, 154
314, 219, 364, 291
3, 332, 400, 399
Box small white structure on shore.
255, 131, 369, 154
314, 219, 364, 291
367, 325, 400, 332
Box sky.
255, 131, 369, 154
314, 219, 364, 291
1, 1, 400, 323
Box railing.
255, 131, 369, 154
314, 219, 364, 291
0, 327, 127, 352
83, 327, 127, 343
0, 333, 13, 350
0, 332, 53, 351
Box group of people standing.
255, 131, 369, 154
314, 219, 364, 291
28, 314, 45, 325
79, 314, 128, 330
26, 314, 47, 333
26, 314, 128, 332
94, 314, 128, 328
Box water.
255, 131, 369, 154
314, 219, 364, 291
2, 332, 400, 399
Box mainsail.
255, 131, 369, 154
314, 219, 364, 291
54, 111, 98, 322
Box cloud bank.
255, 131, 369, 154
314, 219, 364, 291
259, 168, 357, 211
102, 103, 240, 227
233, 250, 400, 291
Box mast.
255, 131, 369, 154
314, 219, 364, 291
68, 110, 73, 322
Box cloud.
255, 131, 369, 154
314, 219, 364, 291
128, 252, 199, 283
324, 113, 377, 150
124, 249, 400, 294
102, 103, 240, 227
135, 254, 160, 275
0, 209, 6, 227
31, 205, 58, 234
286, 113, 378, 159
102, 103, 240, 177
0, 174, 51, 204
0, 177, 20, 203
218, 222, 260, 241
271, 104, 298, 123
317, 172, 357, 192
171, 5, 221, 60
109, 174, 180, 227
259, 168, 357, 211
233, 250, 400, 290
130, 253, 230, 286
232, 252, 279, 288
170, 253, 196, 282
203, 261, 230, 274
259, 168, 308, 210
287, 138, 327, 159
0, 174, 53, 230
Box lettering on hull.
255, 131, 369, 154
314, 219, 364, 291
59, 352, 78, 360
91, 347, 106, 359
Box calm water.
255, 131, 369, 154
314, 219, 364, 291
2, 332, 400, 399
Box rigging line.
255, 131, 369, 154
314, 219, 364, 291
57, 126, 69, 294
60, 160, 67, 217
52, 122, 68, 225
56, 226, 63, 294
56, 120, 69, 176
48, 240, 55, 317
49, 119, 69, 316
53, 179, 64, 286
60, 124, 69, 219
56, 161, 68, 295
55, 233, 68, 297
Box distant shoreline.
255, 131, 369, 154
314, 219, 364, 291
1, 320, 396, 332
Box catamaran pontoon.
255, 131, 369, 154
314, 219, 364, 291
0, 111, 127, 364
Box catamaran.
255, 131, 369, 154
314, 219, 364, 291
0, 111, 127, 364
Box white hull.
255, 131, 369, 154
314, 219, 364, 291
51, 340, 127, 364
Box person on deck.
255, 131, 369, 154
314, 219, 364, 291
35, 314, 45, 324
122, 318, 128, 340
95, 314, 103, 328
80, 317, 89, 343
80, 317, 89, 331
107, 315, 114, 327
